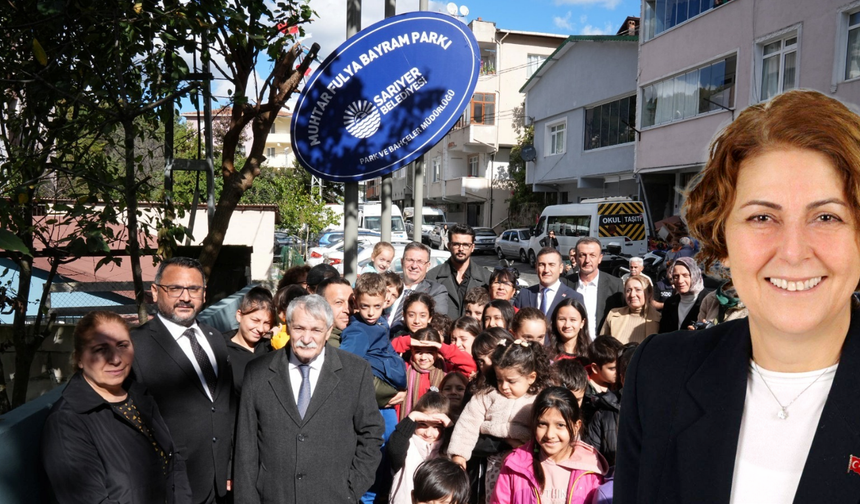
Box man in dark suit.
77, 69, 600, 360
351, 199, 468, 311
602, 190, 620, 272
514, 246, 584, 318
426, 224, 491, 317
566, 237, 625, 338
131, 257, 235, 504
387, 242, 449, 328
234, 294, 385, 503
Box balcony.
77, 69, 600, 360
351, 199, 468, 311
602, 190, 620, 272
428, 176, 491, 203
447, 120, 497, 154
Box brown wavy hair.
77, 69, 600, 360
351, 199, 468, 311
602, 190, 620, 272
684, 90, 860, 274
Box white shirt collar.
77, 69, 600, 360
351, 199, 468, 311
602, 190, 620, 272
579, 270, 600, 287
288, 346, 326, 371
540, 279, 561, 292
158, 313, 202, 340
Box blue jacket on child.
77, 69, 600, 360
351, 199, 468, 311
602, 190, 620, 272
340, 314, 407, 389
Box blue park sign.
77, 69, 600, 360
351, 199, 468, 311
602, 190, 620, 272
291, 11, 480, 182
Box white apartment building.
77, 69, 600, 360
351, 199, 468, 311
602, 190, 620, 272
522, 30, 639, 204
389, 18, 566, 229
182, 108, 294, 169
636, 0, 860, 221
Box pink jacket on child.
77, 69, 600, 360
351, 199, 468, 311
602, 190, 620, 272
491, 440, 606, 504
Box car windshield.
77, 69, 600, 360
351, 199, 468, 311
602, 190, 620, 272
518, 230, 531, 240
476, 229, 496, 236
363, 216, 406, 232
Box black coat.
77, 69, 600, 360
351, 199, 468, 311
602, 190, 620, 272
583, 389, 621, 467
658, 289, 710, 333
615, 315, 860, 503
131, 318, 236, 503
41, 372, 191, 504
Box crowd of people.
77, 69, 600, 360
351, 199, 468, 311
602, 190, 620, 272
39, 90, 860, 504
41, 220, 727, 504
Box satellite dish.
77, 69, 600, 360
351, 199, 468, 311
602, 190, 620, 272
521, 145, 537, 162
459, 5, 470, 16
446, 2, 458, 15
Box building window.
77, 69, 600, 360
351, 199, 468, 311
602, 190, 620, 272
527, 54, 547, 78
585, 95, 637, 150
432, 157, 441, 182
468, 155, 479, 177
471, 93, 496, 125
266, 147, 276, 158
270, 123, 276, 134
759, 33, 797, 101
480, 46, 496, 75
641, 54, 737, 128
547, 121, 566, 156
846, 11, 860, 80
643, 0, 733, 41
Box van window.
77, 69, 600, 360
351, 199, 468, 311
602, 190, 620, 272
423, 214, 445, 225
535, 216, 547, 236
548, 216, 591, 237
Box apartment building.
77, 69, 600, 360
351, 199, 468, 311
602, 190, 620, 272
388, 18, 566, 228
636, 0, 860, 221
522, 29, 639, 204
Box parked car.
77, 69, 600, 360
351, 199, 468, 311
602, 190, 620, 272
358, 248, 452, 274
428, 222, 458, 249
473, 227, 497, 254
307, 233, 380, 268
321, 239, 380, 273
309, 228, 381, 249
495, 228, 532, 263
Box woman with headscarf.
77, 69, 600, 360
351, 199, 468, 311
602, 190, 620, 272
658, 256, 709, 333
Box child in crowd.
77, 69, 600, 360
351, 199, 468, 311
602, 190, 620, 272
470, 328, 516, 394
549, 299, 590, 361
431, 313, 452, 343
382, 271, 403, 320
450, 316, 482, 363
491, 387, 606, 504
391, 327, 477, 420
387, 392, 453, 504
361, 241, 396, 274
510, 307, 548, 345
552, 358, 589, 407
590, 343, 639, 504
585, 336, 622, 395
412, 458, 471, 504
585, 341, 638, 471
449, 338, 552, 502
270, 284, 308, 350
464, 286, 491, 320
339, 273, 407, 408
393, 291, 436, 338
483, 299, 515, 330
440, 371, 469, 419
226, 286, 276, 394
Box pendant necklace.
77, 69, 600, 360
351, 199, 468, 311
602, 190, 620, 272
750, 361, 833, 420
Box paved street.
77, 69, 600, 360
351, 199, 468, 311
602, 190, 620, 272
470, 252, 538, 288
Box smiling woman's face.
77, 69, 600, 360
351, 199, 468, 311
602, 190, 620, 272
723, 148, 860, 340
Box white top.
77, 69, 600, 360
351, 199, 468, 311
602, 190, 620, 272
729, 361, 838, 504
539, 280, 562, 314
575, 272, 599, 340
159, 314, 219, 402
288, 347, 327, 405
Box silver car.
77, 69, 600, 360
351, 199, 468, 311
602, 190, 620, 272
495, 228, 532, 263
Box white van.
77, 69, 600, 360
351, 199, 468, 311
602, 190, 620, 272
527, 197, 649, 265
403, 206, 447, 237
359, 202, 409, 243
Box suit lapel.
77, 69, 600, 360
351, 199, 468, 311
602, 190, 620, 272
268, 350, 304, 426
794, 314, 860, 503
149, 318, 209, 397
595, 274, 607, 325
670, 322, 750, 503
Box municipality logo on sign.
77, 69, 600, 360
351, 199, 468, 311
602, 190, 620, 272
291, 11, 480, 183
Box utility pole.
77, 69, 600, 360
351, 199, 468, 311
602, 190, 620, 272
380, 0, 396, 243
413, 0, 428, 244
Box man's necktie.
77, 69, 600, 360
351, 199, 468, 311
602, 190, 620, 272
297, 364, 311, 418
540, 287, 550, 315
392, 288, 413, 327
183, 328, 217, 397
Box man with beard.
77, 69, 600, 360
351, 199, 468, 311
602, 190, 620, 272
426, 224, 491, 317
131, 257, 235, 504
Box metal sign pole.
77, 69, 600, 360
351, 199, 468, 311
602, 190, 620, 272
343, 0, 362, 283
380, 0, 396, 243
413, 0, 428, 245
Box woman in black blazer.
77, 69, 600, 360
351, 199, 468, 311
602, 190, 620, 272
42, 311, 190, 504
616, 90, 860, 503
658, 257, 711, 333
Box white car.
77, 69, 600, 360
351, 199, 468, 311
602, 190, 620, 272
326, 243, 405, 274
307, 237, 379, 268
355, 247, 452, 274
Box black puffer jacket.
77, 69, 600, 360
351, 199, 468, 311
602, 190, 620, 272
583, 389, 621, 467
